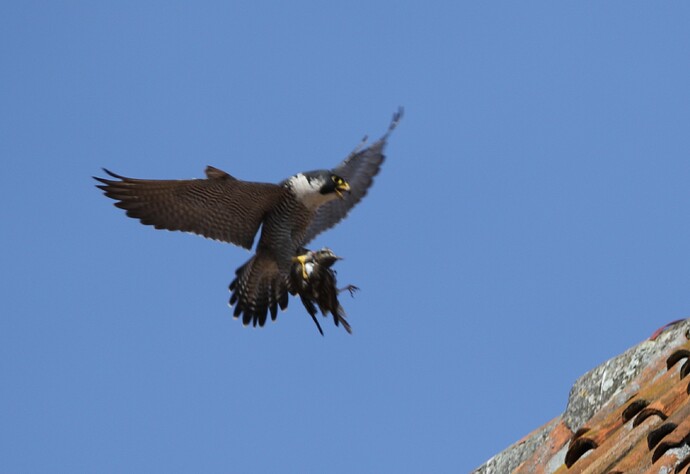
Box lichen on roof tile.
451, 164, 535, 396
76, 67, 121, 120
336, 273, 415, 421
563, 322, 689, 434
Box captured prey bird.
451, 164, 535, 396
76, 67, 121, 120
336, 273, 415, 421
94, 108, 402, 333
283, 247, 358, 336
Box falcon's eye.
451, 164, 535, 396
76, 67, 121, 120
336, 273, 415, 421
332, 175, 342, 184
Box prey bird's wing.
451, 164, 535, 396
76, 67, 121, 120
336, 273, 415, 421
302, 108, 402, 244
94, 166, 288, 249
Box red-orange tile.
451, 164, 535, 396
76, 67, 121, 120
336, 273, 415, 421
567, 416, 661, 474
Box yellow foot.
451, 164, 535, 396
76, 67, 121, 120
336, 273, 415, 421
292, 253, 310, 280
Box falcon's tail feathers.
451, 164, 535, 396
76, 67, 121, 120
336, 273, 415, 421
228, 254, 288, 328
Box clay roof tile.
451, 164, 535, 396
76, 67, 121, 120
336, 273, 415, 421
473, 319, 690, 474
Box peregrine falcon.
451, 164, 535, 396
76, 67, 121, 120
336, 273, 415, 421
284, 247, 357, 335
94, 108, 402, 331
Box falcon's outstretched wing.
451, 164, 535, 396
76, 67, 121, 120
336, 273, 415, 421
94, 166, 288, 249
302, 108, 403, 244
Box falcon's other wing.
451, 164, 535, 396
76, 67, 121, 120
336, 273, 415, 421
302, 108, 403, 244
94, 166, 288, 249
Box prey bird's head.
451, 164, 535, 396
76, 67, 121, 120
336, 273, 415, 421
312, 247, 342, 268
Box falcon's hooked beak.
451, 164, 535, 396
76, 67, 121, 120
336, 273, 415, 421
335, 180, 350, 199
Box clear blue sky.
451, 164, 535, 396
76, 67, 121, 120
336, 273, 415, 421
2, 2, 690, 472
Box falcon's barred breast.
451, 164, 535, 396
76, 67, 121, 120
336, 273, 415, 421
95, 108, 402, 333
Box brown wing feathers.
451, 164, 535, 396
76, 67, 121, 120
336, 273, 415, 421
95, 167, 286, 249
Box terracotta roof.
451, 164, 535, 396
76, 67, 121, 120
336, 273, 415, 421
473, 319, 690, 474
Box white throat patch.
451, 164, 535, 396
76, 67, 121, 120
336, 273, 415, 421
286, 173, 337, 209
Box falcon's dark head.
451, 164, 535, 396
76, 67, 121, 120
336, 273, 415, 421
322, 174, 350, 198
284, 171, 350, 209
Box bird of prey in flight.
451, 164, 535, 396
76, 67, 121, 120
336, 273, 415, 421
95, 108, 402, 333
